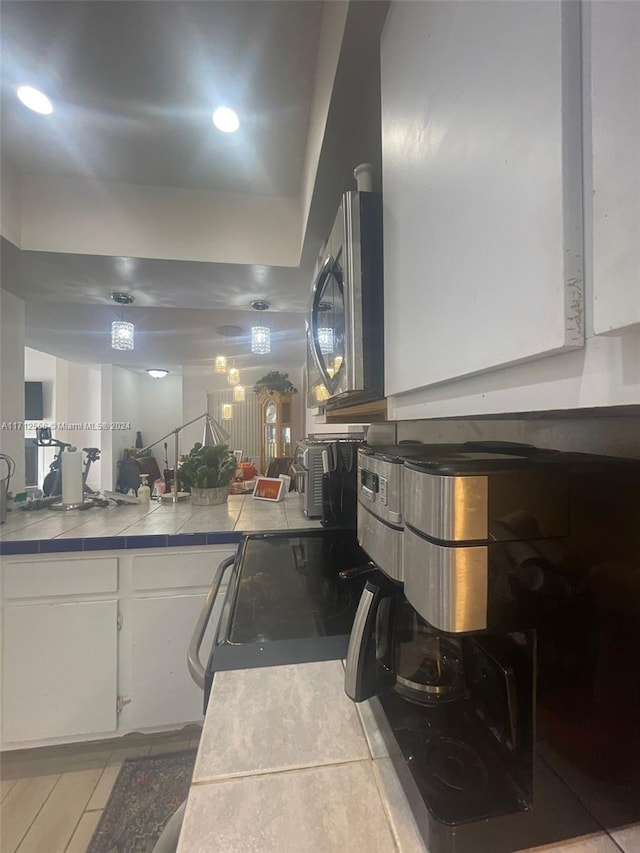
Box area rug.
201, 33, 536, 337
87, 749, 197, 853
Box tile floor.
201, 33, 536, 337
0, 725, 202, 853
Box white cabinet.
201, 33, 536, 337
0, 545, 236, 749
590, 1, 640, 335
382, 0, 583, 398
127, 549, 232, 730
381, 0, 640, 419
2, 600, 118, 743
130, 593, 220, 729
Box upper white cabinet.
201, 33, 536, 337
591, 1, 640, 335
382, 0, 584, 397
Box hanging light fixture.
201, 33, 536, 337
233, 385, 245, 402
111, 293, 135, 351
221, 403, 233, 420
318, 327, 334, 355
228, 367, 240, 385
215, 356, 227, 373
250, 299, 271, 354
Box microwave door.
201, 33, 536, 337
310, 255, 346, 395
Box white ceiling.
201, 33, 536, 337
0, 0, 388, 371
1, 0, 322, 196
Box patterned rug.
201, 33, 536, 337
87, 749, 197, 853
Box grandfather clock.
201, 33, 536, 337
258, 390, 292, 474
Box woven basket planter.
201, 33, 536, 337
190, 486, 230, 506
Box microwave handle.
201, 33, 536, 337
345, 580, 396, 702
187, 554, 235, 689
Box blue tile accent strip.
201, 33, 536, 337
125, 535, 168, 549
0, 540, 41, 555
40, 538, 84, 553
0, 529, 244, 554
167, 533, 207, 547
83, 536, 126, 551
206, 531, 243, 545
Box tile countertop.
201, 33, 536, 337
0, 492, 320, 554
178, 661, 635, 853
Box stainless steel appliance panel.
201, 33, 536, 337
404, 525, 488, 632
306, 190, 383, 408
404, 468, 489, 542
358, 502, 403, 581
357, 449, 404, 526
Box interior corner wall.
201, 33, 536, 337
0, 289, 26, 492
134, 373, 183, 470
0, 158, 21, 247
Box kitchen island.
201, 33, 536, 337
0, 492, 318, 553
0, 494, 321, 751
179, 661, 630, 853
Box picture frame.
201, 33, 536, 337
232, 450, 243, 463
252, 476, 286, 502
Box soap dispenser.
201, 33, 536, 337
138, 473, 151, 504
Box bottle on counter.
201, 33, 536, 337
137, 474, 151, 504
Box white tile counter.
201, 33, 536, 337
179, 661, 634, 853
0, 492, 320, 546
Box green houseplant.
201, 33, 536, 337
253, 371, 298, 395
180, 442, 237, 506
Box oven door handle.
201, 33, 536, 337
187, 554, 235, 689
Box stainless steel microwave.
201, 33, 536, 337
306, 190, 384, 409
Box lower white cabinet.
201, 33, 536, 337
129, 591, 222, 730
0, 545, 236, 749
2, 599, 118, 743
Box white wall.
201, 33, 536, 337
299, 1, 349, 249
0, 290, 25, 492
395, 415, 640, 459
0, 158, 21, 247
134, 372, 183, 470
19, 174, 300, 267
183, 364, 305, 464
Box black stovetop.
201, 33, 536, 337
205, 529, 369, 698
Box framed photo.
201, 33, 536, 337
232, 450, 243, 463
252, 476, 286, 502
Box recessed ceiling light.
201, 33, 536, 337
17, 85, 53, 115
212, 106, 239, 133
147, 369, 169, 379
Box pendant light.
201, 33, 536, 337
228, 367, 239, 385
318, 327, 334, 355
233, 385, 245, 402
250, 299, 271, 354
215, 356, 227, 373
221, 403, 233, 420
111, 293, 135, 351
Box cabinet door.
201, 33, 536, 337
591, 1, 640, 335
130, 590, 224, 729
2, 600, 118, 743
382, 0, 583, 396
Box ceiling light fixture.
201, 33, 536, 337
111, 292, 135, 351
318, 327, 334, 355
212, 106, 239, 133
147, 369, 169, 379
250, 300, 271, 354
215, 356, 228, 373
221, 403, 233, 420
233, 385, 245, 402
228, 367, 239, 386
17, 85, 53, 115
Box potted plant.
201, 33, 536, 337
253, 371, 298, 395
179, 443, 237, 506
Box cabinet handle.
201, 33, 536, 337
187, 555, 235, 689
